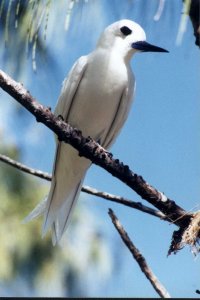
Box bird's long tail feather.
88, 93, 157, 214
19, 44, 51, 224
23, 197, 48, 223
24, 142, 90, 245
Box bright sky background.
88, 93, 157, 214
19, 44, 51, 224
1, 0, 200, 297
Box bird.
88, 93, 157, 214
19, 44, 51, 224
24, 19, 168, 245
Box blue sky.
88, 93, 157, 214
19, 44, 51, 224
0, 0, 200, 297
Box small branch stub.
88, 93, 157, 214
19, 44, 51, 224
168, 211, 200, 255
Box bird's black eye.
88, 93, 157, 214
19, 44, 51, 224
120, 26, 132, 36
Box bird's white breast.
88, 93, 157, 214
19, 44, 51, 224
67, 49, 133, 143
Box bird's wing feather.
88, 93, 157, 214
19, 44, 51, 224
39, 56, 89, 239
103, 80, 135, 149
54, 55, 88, 120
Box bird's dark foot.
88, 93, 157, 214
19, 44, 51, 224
57, 114, 64, 121
96, 139, 112, 157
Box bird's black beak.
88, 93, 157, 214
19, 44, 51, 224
132, 41, 169, 53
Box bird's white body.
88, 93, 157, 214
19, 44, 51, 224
25, 19, 167, 244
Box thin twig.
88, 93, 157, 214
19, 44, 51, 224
0, 153, 52, 180
108, 208, 171, 298
0, 69, 192, 227
82, 185, 168, 221
0, 153, 168, 221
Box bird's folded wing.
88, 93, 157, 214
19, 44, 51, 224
103, 82, 135, 150
41, 56, 89, 237
51, 54, 89, 177
54, 55, 88, 120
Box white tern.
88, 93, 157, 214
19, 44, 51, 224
25, 19, 168, 245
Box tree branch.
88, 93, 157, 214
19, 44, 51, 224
188, 0, 200, 47
0, 69, 193, 229
82, 185, 168, 220
0, 153, 52, 181
108, 209, 171, 298
0, 153, 168, 221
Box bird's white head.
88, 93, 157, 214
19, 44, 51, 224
97, 19, 168, 61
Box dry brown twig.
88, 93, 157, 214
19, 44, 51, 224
108, 208, 171, 298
